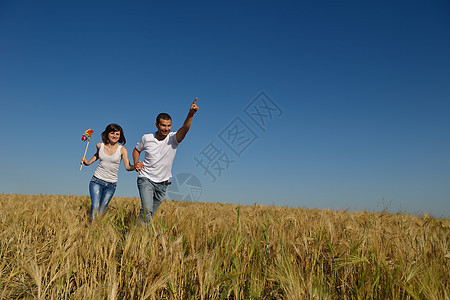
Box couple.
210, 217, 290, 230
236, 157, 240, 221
81, 99, 199, 223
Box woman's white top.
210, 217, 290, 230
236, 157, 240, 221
94, 143, 122, 183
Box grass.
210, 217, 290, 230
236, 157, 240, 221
0, 194, 448, 299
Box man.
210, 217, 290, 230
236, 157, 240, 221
133, 98, 199, 224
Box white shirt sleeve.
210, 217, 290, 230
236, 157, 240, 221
135, 136, 145, 152
171, 131, 180, 146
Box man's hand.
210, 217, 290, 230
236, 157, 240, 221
189, 98, 199, 115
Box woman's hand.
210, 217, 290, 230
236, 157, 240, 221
81, 158, 90, 166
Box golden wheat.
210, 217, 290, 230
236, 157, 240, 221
0, 194, 448, 299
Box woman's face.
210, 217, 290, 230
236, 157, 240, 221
108, 131, 121, 143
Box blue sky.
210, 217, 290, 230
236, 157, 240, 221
1, 0, 449, 217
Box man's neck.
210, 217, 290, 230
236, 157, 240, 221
155, 131, 167, 141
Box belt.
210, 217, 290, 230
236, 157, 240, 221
154, 180, 171, 186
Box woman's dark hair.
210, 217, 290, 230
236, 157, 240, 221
156, 113, 172, 124
101, 123, 126, 145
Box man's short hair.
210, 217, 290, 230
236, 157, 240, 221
156, 113, 172, 124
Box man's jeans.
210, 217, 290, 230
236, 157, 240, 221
89, 176, 117, 220
137, 177, 168, 225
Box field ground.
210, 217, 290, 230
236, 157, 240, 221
0, 194, 449, 299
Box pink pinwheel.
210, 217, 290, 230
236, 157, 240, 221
80, 128, 94, 170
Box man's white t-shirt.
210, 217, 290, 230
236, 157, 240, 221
135, 131, 179, 182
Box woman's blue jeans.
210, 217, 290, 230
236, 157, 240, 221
89, 176, 117, 220
137, 177, 168, 225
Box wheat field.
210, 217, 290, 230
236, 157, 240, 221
0, 194, 448, 299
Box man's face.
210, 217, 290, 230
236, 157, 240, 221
156, 119, 172, 137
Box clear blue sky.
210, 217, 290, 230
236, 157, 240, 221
1, 0, 449, 217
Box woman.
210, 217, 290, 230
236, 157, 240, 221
81, 124, 135, 220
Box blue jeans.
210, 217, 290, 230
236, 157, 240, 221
137, 177, 168, 224
89, 176, 117, 220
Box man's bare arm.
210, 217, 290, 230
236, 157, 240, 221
176, 98, 199, 143
133, 148, 143, 172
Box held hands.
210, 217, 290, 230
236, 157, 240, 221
189, 98, 199, 115
135, 161, 144, 172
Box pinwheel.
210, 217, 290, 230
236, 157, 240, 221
80, 129, 94, 170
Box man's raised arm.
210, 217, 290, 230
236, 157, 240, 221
176, 98, 199, 143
